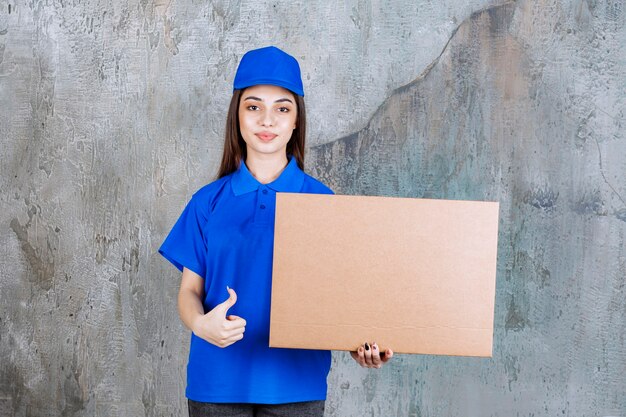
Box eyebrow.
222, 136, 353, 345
243, 96, 294, 104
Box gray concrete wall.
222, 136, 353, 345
1, 0, 624, 416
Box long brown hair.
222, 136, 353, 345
217, 89, 306, 179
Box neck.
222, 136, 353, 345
245, 154, 289, 184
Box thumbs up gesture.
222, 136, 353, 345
192, 286, 247, 348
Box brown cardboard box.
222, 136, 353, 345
270, 193, 499, 357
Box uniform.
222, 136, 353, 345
159, 156, 333, 404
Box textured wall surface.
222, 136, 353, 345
1, 0, 625, 416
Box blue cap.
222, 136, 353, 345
233, 46, 304, 96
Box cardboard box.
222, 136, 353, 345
270, 193, 499, 357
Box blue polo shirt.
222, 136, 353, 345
159, 157, 333, 404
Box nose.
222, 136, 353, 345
260, 109, 274, 127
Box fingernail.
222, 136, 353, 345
372, 342, 377, 350
358, 347, 363, 354
227, 285, 230, 291
364, 342, 370, 351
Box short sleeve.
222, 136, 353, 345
158, 195, 208, 278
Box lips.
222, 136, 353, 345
256, 132, 277, 142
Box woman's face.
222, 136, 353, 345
238, 84, 297, 162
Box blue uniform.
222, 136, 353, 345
159, 157, 333, 404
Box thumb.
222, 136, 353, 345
215, 286, 237, 316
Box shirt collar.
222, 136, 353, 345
231, 156, 305, 196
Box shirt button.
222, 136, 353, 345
260, 204, 266, 209
262, 189, 268, 195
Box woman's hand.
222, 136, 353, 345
178, 268, 246, 348
191, 287, 247, 348
350, 342, 393, 369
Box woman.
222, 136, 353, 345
159, 46, 393, 417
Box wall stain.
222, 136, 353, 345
61, 370, 85, 415
536, 263, 551, 289
505, 296, 528, 332
524, 186, 559, 213
573, 188, 607, 216
484, 0, 516, 36
9, 204, 56, 291
362, 372, 378, 403
141, 378, 155, 417
503, 354, 520, 391
407, 400, 422, 417
121, 248, 140, 273
163, 16, 179, 55
95, 234, 117, 264
121, 226, 140, 273
0, 362, 25, 417
513, 250, 552, 289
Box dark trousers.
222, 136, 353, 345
187, 400, 325, 417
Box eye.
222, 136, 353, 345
246, 105, 260, 111
277, 107, 290, 113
